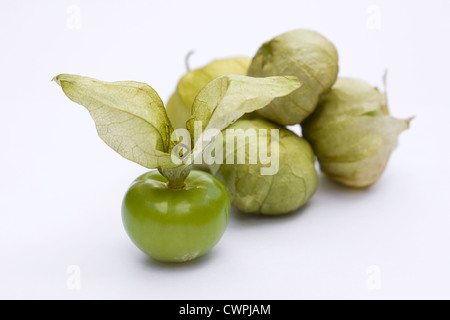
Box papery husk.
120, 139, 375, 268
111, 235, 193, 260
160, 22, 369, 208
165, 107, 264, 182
302, 78, 411, 188
167, 57, 251, 129
210, 118, 318, 214
247, 29, 339, 125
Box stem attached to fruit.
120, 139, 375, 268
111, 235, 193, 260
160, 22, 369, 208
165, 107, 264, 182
159, 165, 191, 190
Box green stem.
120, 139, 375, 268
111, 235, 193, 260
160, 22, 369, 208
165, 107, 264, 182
381, 93, 389, 116
159, 165, 191, 190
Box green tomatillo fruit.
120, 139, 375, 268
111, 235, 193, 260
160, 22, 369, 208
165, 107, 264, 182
53, 72, 300, 262
122, 170, 230, 262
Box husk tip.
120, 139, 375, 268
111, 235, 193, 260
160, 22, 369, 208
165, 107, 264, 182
406, 116, 415, 129
52, 75, 62, 86
283, 75, 302, 90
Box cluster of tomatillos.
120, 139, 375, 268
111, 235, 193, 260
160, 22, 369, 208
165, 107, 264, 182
168, 29, 411, 215
54, 29, 411, 263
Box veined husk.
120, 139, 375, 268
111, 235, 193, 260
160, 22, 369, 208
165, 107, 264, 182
247, 29, 339, 125
302, 78, 411, 188
167, 57, 251, 129
210, 118, 318, 215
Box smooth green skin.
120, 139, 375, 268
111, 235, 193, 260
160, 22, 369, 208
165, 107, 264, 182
122, 170, 230, 263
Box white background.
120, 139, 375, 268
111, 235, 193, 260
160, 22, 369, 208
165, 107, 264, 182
0, 0, 449, 300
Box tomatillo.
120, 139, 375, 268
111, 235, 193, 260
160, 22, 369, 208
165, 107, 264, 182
122, 170, 230, 263
53, 73, 300, 264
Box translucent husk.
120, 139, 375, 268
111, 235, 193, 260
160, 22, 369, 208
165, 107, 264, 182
247, 29, 339, 125
165, 56, 252, 172
302, 78, 411, 188
166, 57, 251, 129
210, 118, 318, 215
54, 72, 300, 189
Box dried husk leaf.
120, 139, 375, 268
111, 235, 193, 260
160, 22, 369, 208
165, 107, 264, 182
54, 73, 301, 174
53, 74, 175, 169
167, 57, 251, 128
187, 75, 302, 141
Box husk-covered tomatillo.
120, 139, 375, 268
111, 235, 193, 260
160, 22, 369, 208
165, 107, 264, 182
210, 118, 318, 215
165, 56, 317, 214
302, 78, 411, 188
53, 73, 301, 262
247, 29, 339, 125
167, 57, 251, 129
